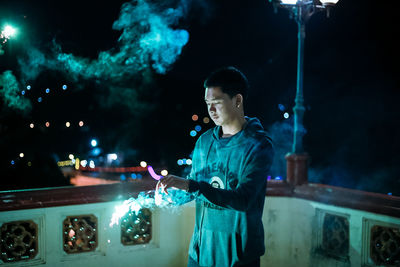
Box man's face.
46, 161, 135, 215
205, 86, 237, 126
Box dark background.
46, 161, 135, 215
0, 0, 399, 194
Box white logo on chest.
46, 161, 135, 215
209, 176, 225, 189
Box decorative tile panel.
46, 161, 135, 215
63, 215, 98, 253
370, 225, 400, 266
0, 220, 38, 262
121, 208, 152, 245
313, 209, 350, 262
322, 213, 349, 258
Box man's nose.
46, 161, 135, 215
208, 104, 216, 112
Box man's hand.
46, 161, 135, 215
156, 175, 189, 195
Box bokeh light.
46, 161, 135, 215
161, 169, 168, 176
203, 117, 210, 124
66, 122, 71, 127
91, 139, 98, 147
284, 112, 289, 119
45, 88, 50, 94
190, 130, 197, 137
62, 85, 67, 90
186, 159, 192, 165
26, 85, 31, 90
38, 97, 42, 103
140, 161, 147, 168
69, 154, 74, 160
29, 123, 34, 128
79, 121, 84, 127
45, 121, 50, 127
19, 153, 24, 158
195, 125, 202, 132
192, 114, 198, 121
21, 90, 25, 95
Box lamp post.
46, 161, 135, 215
269, 0, 339, 185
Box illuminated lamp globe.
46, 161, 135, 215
161, 170, 168, 176
19, 153, 24, 158
2, 25, 16, 38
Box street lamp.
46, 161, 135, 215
269, 0, 339, 185
0, 24, 17, 55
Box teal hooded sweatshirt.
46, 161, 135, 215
187, 117, 274, 267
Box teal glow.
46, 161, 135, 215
190, 130, 197, 137
195, 125, 202, 132
45, 88, 50, 93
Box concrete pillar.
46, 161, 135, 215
285, 153, 309, 186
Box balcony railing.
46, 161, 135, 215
0, 179, 399, 266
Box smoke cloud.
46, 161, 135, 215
0, 70, 32, 113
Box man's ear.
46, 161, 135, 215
236, 94, 243, 107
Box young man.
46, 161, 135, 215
157, 67, 274, 267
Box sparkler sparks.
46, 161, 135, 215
109, 187, 193, 227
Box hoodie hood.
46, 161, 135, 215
212, 116, 270, 147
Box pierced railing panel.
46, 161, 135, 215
63, 215, 98, 253
121, 208, 152, 245
0, 220, 38, 262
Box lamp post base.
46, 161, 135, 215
285, 153, 309, 186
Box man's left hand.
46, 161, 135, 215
156, 175, 189, 194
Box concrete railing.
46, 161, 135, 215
0, 180, 399, 266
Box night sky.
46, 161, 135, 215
0, 0, 399, 194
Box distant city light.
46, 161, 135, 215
275, 176, 282, 180
45, 121, 50, 127
182, 159, 187, 165
38, 97, 42, 103
19, 153, 24, 158
69, 154, 74, 160
90, 139, 98, 147
161, 169, 168, 176
79, 121, 84, 127
107, 153, 118, 161
10, 160, 15, 165
80, 160, 87, 167
62, 85, 67, 90
280, 0, 297, 4
140, 161, 147, 168
284, 112, 290, 119
195, 125, 202, 132
120, 174, 126, 181
131, 173, 137, 179
29, 123, 34, 128
388, 192, 393, 196
186, 159, 192, 165
190, 130, 197, 137
89, 160, 95, 168
66, 122, 71, 127
203, 117, 210, 124
192, 114, 198, 121
26, 85, 31, 90
177, 159, 183, 166
278, 104, 286, 111
45, 88, 50, 94
21, 90, 25, 95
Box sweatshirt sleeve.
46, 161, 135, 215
188, 140, 274, 211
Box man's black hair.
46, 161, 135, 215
204, 66, 249, 100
